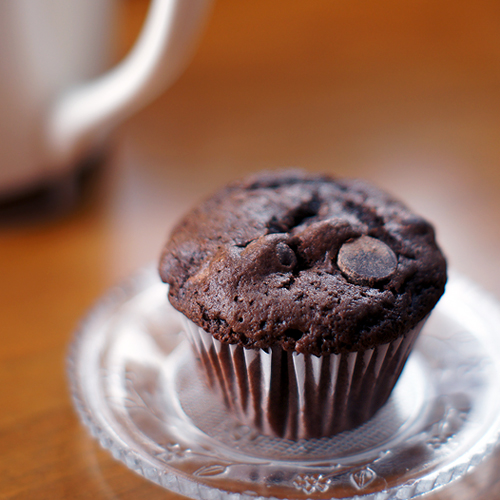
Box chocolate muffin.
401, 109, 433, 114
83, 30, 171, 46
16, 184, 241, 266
159, 170, 447, 439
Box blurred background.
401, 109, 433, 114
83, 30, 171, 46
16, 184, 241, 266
2, 0, 500, 498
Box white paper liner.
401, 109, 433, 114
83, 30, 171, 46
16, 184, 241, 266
181, 317, 426, 440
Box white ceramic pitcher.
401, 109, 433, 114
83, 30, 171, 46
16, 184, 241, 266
0, 0, 212, 199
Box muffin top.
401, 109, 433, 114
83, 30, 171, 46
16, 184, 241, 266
159, 170, 447, 355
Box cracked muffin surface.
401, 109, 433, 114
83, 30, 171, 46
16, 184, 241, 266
159, 170, 447, 355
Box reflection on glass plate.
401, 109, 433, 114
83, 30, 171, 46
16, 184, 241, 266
67, 267, 500, 499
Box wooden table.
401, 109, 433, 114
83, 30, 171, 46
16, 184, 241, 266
2, 0, 500, 498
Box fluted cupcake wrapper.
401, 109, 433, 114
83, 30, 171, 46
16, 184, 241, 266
181, 317, 426, 440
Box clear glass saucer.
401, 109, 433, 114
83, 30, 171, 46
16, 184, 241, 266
67, 267, 500, 500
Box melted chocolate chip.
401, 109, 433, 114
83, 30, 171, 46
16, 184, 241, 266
276, 242, 297, 268
337, 235, 397, 286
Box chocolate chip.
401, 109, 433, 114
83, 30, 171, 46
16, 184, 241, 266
276, 242, 296, 268
337, 235, 397, 286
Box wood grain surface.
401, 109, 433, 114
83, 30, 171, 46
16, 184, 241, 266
1, 0, 500, 498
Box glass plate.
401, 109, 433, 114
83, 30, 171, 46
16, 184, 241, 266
67, 267, 500, 500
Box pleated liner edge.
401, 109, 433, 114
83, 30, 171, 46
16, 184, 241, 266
181, 317, 425, 440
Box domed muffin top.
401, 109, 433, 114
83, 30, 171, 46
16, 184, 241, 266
159, 170, 447, 355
